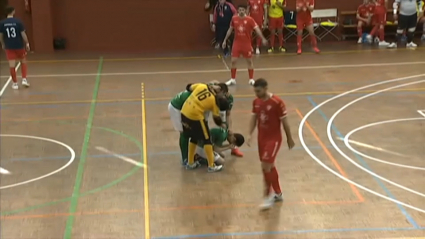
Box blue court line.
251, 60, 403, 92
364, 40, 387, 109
5, 146, 327, 163
307, 96, 420, 228
0, 91, 423, 110
152, 226, 424, 239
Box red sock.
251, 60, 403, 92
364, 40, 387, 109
256, 36, 261, 47
269, 167, 282, 194
370, 25, 378, 36
9, 67, 17, 83
231, 68, 237, 79
248, 69, 254, 79
297, 35, 302, 49
278, 32, 283, 47
270, 34, 275, 48
378, 27, 384, 41
357, 26, 363, 38
21, 63, 27, 78
310, 35, 317, 47
262, 170, 272, 196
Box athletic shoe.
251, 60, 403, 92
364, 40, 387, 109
225, 79, 237, 86
231, 148, 244, 157
208, 164, 223, 173
279, 47, 286, 52
378, 41, 390, 47
248, 79, 255, 86
406, 42, 417, 48
357, 37, 363, 44
11, 83, 18, 90
267, 47, 274, 53
22, 78, 30, 87
255, 48, 260, 55
259, 193, 283, 210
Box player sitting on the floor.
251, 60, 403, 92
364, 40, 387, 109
195, 128, 245, 166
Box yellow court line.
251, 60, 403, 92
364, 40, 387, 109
141, 83, 150, 239
1, 87, 424, 106
1, 47, 423, 64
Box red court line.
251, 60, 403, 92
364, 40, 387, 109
295, 108, 365, 202
0, 200, 362, 220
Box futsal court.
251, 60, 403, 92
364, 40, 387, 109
0, 44, 424, 239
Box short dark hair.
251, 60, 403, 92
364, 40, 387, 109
233, 133, 245, 147
5, 6, 15, 15
217, 83, 228, 93
216, 96, 229, 111
237, 4, 247, 9
253, 78, 268, 88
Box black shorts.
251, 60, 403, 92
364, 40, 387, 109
398, 13, 418, 30
181, 114, 211, 143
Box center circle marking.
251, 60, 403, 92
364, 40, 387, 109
0, 134, 75, 190
345, 118, 425, 171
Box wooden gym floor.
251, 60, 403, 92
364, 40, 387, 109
0, 43, 424, 239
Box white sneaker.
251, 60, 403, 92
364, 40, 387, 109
357, 37, 363, 44
22, 78, 30, 87
259, 193, 282, 210
421, 35, 425, 41
225, 79, 236, 86
406, 42, 417, 48
388, 42, 397, 48
248, 79, 255, 85
11, 83, 18, 90
378, 41, 390, 47
374, 37, 380, 44
185, 162, 200, 170
255, 48, 260, 55
207, 164, 223, 173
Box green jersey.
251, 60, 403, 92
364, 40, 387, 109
227, 94, 234, 111
170, 91, 191, 110
198, 128, 228, 147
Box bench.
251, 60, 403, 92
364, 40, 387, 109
310, 8, 339, 41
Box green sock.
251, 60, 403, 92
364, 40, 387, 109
179, 133, 189, 164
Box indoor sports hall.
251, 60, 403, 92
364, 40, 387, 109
1, 46, 424, 239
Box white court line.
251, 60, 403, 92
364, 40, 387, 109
0, 62, 21, 97
95, 146, 145, 168
328, 79, 425, 197
299, 73, 425, 214
0, 134, 75, 190
336, 137, 408, 158
344, 118, 425, 170
0, 61, 424, 78
0, 167, 11, 175
219, 55, 230, 71
418, 110, 425, 118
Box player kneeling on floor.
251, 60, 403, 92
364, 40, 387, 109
195, 128, 245, 166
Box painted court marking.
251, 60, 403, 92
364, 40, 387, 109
0, 61, 423, 78
0, 62, 21, 97
299, 73, 425, 214
337, 137, 408, 158
328, 79, 425, 198
418, 110, 425, 118
95, 146, 145, 168
0, 134, 75, 190
344, 118, 425, 171
0, 167, 11, 175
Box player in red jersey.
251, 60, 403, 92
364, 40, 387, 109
247, 78, 295, 210
356, 0, 374, 43
247, 0, 268, 55
295, 0, 320, 55
420, 1, 425, 41
367, 0, 390, 46
222, 4, 268, 86
0, 6, 30, 90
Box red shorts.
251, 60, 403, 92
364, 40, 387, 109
268, 17, 284, 29
296, 17, 313, 30
5, 49, 26, 60
373, 12, 386, 25
231, 46, 253, 58
258, 140, 282, 163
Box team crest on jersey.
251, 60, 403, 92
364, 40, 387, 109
244, 20, 247, 24
224, 5, 228, 10
238, 25, 244, 32
260, 111, 268, 123
253, 4, 258, 9
267, 105, 272, 111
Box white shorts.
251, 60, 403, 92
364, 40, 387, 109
196, 146, 222, 162
168, 103, 183, 132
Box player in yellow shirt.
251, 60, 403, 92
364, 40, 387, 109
181, 83, 229, 172
268, 0, 286, 53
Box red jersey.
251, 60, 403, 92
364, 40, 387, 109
374, 0, 387, 13
296, 0, 315, 20
248, 0, 266, 20
252, 94, 287, 141
231, 15, 258, 48
357, 4, 372, 18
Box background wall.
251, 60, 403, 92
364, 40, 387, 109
9, 0, 365, 53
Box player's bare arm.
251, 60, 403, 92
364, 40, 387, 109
247, 114, 257, 146
307, 2, 314, 12
357, 12, 369, 22
281, 117, 295, 149
254, 26, 268, 45
0, 33, 5, 49
263, 3, 269, 26
21, 31, 30, 51
214, 144, 234, 157
222, 26, 234, 48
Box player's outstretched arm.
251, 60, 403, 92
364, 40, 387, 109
281, 117, 295, 149
247, 114, 257, 146
254, 26, 268, 45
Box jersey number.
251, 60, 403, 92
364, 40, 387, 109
6, 27, 17, 38
196, 89, 211, 101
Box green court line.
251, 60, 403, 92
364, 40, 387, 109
63, 57, 103, 239
1, 125, 144, 216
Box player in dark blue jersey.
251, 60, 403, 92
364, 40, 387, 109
0, 6, 30, 90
